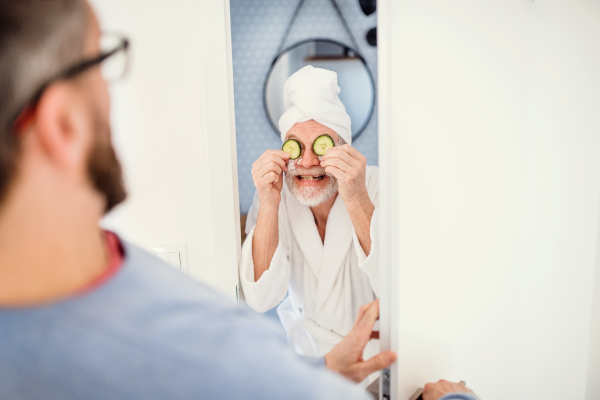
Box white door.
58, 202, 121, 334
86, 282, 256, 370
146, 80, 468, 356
378, 0, 600, 399
93, 0, 241, 300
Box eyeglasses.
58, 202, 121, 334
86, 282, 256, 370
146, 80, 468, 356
10, 33, 130, 133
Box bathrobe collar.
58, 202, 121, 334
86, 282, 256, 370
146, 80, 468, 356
283, 184, 323, 278
283, 183, 354, 324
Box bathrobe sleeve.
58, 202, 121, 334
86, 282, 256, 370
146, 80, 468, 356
351, 166, 380, 297
240, 191, 291, 313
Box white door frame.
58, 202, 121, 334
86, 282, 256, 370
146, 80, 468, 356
195, 0, 242, 301
209, 0, 399, 392
377, 0, 398, 398
216, 3, 401, 395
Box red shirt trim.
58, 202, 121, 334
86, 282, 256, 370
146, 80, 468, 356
76, 231, 125, 295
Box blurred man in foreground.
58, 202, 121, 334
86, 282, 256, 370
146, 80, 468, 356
0, 1, 477, 400
0, 1, 389, 398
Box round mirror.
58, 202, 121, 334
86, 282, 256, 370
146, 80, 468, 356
264, 39, 375, 141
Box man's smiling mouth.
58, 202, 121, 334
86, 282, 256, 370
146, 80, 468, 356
297, 175, 325, 181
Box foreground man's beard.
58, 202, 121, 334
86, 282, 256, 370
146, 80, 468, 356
87, 115, 127, 213
285, 166, 338, 207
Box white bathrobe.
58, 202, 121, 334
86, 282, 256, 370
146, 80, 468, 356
240, 166, 380, 363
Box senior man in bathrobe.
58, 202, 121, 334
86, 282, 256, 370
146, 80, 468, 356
240, 66, 380, 375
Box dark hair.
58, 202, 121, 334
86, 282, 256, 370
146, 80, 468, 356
0, 0, 88, 202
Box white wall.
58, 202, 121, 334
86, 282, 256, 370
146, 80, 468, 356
92, 0, 240, 300
378, 0, 600, 399
516, 2, 600, 399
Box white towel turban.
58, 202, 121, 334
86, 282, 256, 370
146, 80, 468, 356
278, 65, 352, 144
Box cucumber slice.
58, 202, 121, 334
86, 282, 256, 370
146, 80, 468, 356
282, 139, 301, 159
312, 134, 335, 156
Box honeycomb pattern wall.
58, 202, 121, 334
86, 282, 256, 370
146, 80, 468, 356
230, 0, 378, 213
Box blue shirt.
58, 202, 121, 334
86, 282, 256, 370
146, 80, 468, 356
0, 240, 480, 400
0, 241, 370, 400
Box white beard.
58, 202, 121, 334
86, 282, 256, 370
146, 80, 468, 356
285, 164, 338, 207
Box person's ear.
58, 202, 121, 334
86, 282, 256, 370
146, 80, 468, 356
34, 82, 90, 171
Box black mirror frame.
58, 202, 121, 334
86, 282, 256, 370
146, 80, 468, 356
262, 38, 376, 142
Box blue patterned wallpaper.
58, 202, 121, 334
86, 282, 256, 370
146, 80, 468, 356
230, 0, 378, 214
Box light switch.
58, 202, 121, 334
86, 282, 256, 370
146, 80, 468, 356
168, 252, 181, 269
151, 244, 188, 274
